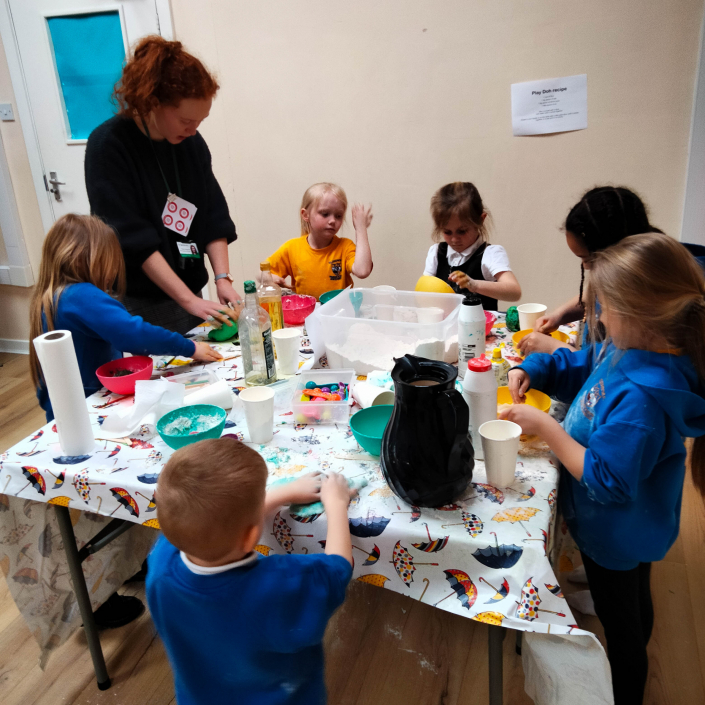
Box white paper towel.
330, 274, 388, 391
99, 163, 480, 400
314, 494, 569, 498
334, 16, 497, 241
100, 379, 185, 439
33, 330, 96, 456
183, 379, 233, 409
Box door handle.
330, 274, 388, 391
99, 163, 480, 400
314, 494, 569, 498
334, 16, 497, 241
46, 171, 65, 202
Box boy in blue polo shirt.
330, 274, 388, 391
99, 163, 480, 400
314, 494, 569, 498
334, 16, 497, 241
146, 437, 353, 704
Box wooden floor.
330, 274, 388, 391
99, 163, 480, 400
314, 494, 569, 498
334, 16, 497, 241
0, 351, 704, 704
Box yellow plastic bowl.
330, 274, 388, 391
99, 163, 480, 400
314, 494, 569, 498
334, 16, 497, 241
512, 329, 570, 347
414, 275, 455, 295
497, 386, 551, 413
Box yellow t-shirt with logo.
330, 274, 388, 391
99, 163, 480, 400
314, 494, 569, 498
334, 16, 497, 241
268, 235, 356, 301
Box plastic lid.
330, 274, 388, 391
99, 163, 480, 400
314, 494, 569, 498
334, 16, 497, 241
491, 347, 502, 361
468, 355, 492, 372
244, 280, 256, 294
462, 292, 482, 306
260, 261, 271, 271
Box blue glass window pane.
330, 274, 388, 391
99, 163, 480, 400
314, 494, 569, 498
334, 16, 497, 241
47, 11, 125, 140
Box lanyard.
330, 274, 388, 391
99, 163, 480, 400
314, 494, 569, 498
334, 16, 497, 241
141, 118, 182, 198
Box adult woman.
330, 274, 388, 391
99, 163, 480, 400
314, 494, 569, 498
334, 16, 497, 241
518, 187, 661, 356
85, 36, 242, 333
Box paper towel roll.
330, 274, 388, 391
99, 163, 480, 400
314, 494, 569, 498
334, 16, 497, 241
33, 330, 95, 456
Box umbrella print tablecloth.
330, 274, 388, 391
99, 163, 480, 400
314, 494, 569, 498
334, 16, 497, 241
0, 317, 610, 701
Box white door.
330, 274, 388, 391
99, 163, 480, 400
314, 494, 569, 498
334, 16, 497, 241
5, 1, 169, 221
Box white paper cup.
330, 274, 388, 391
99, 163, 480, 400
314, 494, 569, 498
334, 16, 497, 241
416, 306, 444, 324
352, 381, 395, 408
517, 303, 548, 331
272, 328, 301, 376
239, 386, 275, 444
479, 420, 521, 487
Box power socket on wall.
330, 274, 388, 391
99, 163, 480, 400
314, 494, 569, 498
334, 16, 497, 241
0, 104, 15, 121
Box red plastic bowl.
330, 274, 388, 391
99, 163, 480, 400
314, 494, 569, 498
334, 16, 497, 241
96, 356, 154, 395
485, 311, 497, 337
282, 294, 316, 326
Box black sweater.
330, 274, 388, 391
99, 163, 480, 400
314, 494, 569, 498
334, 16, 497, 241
85, 117, 237, 299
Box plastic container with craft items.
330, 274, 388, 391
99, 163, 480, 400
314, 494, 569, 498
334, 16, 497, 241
291, 369, 356, 424
317, 288, 464, 375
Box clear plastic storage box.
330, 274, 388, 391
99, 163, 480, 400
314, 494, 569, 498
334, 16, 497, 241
317, 289, 464, 374
291, 369, 356, 425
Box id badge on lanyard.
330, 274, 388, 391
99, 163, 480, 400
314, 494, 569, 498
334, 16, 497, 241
143, 118, 200, 260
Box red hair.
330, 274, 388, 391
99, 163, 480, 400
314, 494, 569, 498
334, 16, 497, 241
114, 35, 219, 118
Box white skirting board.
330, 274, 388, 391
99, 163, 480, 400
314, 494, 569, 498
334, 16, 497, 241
0, 338, 30, 354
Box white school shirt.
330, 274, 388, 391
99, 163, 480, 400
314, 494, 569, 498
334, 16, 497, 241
180, 550, 258, 575
423, 241, 512, 281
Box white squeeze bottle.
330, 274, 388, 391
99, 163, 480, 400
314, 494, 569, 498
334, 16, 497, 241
239, 280, 277, 386
462, 355, 498, 460
457, 293, 485, 380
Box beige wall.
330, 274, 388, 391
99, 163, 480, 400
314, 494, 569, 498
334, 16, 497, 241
0, 1, 703, 343
0, 29, 44, 343
172, 0, 704, 311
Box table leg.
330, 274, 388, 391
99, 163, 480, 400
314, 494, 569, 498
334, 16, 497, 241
515, 630, 522, 656
488, 624, 505, 705
54, 506, 111, 690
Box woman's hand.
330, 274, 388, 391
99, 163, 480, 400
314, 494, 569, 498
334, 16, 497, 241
215, 279, 244, 318
183, 295, 236, 326
352, 203, 373, 231
499, 404, 550, 437
192, 342, 223, 362
448, 270, 478, 292
507, 368, 531, 404
517, 331, 565, 356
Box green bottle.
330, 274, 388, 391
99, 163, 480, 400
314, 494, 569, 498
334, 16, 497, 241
239, 280, 277, 386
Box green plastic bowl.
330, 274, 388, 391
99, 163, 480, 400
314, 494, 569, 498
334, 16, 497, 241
157, 404, 227, 450
319, 289, 344, 305
349, 405, 394, 456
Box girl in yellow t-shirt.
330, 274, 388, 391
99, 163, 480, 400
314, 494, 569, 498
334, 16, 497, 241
267, 183, 373, 301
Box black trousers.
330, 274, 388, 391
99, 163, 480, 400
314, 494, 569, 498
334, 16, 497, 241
581, 552, 653, 705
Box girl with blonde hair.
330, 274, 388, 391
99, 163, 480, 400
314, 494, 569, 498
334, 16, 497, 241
501, 232, 705, 705
30, 214, 221, 422
267, 182, 374, 301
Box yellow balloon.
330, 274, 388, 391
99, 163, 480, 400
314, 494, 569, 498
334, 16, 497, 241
414, 275, 455, 294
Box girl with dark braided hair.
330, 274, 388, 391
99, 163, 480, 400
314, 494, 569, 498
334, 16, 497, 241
518, 187, 661, 356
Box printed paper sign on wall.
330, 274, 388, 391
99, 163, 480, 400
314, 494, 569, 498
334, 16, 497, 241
511, 74, 587, 136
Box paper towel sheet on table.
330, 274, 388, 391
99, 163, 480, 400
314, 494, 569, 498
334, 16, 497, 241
522, 632, 613, 705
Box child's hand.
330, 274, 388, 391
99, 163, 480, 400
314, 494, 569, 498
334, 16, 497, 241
272, 274, 289, 288
280, 472, 323, 505
321, 472, 354, 512
192, 342, 223, 362
352, 203, 373, 231
448, 270, 478, 292
517, 332, 565, 356
535, 314, 559, 334
499, 404, 549, 437
507, 368, 530, 404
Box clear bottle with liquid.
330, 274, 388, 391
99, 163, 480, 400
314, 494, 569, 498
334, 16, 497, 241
258, 262, 283, 332
239, 280, 277, 386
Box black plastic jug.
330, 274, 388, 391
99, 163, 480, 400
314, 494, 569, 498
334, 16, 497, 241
381, 355, 474, 507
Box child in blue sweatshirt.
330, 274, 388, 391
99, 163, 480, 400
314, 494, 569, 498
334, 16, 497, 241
146, 437, 354, 705
29, 214, 223, 421
501, 232, 705, 705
